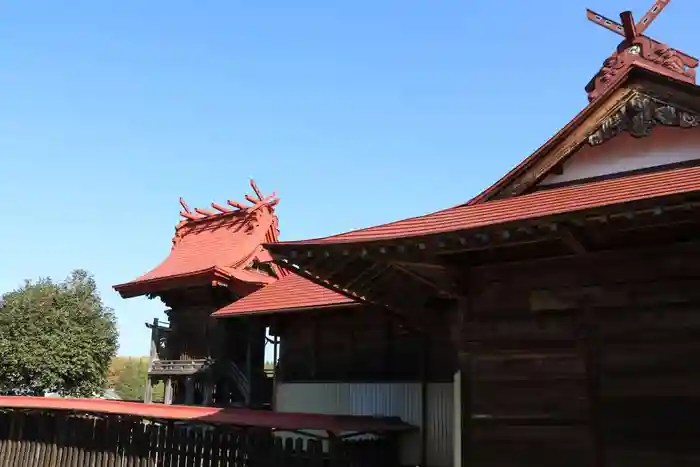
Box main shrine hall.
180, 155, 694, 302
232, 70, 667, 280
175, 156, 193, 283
115, 1, 700, 466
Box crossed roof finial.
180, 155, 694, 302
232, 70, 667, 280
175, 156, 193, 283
587, 0, 669, 43
585, 0, 698, 101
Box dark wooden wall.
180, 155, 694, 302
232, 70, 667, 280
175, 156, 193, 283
456, 242, 700, 467
162, 286, 241, 361
274, 305, 455, 383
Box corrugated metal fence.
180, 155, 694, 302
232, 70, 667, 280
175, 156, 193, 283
275, 382, 454, 467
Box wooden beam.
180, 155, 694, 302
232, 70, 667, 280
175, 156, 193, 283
619, 10, 638, 42
391, 262, 459, 298
391, 260, 448, 271
457, 295, 474, 467
559, 225, 588, 255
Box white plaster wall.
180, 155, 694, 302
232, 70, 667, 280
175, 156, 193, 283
540, 145, 700, 186
275, 382, 454, 467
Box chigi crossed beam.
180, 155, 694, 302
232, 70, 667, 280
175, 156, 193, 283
587, 0, 668, 42
586, 0, 695, 63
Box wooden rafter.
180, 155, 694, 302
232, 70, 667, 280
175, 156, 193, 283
559, 225, 588, 255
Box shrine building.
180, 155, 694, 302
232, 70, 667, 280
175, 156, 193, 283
115, 1, 700, 466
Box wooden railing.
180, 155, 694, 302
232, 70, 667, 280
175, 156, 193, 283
218, 360, 251, 406
0, 408, 398, 467
149, 359, 209, 375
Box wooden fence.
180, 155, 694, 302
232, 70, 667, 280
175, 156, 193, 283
0, 409, 398, 467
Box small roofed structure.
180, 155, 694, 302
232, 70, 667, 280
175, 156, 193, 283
113, 180, 285, 410
114, 179, 283, 299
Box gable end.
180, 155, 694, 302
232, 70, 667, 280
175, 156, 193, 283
493, 90, 700, 200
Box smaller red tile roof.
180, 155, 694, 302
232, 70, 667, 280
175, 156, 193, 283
114, 184, 283, 298
213, 274, 355, 317
269, 165, 700, 246
0, 396, 413, 433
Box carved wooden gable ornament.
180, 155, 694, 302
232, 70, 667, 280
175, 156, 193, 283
588, 92, 699, 146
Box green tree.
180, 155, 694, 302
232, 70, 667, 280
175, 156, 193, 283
115, 358, 146, 400
109, 356, 164, 402
0, 270, 118, 397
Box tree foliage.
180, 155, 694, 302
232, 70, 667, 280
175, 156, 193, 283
0, 270, 118, 397
108, 356, 163, 402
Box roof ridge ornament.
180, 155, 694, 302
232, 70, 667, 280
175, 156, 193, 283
177, 179, 280, 224
585, 0, 698, 102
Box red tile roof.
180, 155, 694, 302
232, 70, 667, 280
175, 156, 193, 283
0, 396, 413, 432
114, 189, 283, 298
213, 274, 356, 317
269, 165, 700, 246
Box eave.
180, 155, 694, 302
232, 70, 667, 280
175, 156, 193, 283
113, 266, 270, 299
267, 166, 700, 313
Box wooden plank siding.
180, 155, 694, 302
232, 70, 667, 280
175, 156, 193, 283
275, 305, 455, 383
454, 242, 700, 467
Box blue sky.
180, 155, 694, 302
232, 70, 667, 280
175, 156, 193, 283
1, 0, 698, 356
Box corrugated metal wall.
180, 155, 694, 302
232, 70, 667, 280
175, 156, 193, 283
275, 382, 454, 467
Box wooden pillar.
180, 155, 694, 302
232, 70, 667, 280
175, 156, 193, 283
561, 227, 605, 466
273, 335, 278, 369
582, 295, 605, 467
164, 377, 174, 405
456, 296, 473, 467
310, 316, 319, 379
383, 308, 393, 377
419, 331, 429, 467
143, 377, 154, 404
185, 377, 195, 405
244, 332, 254, 407
219, 380, 230, 406
203, 382, 214, 406
149, 318, 159, 361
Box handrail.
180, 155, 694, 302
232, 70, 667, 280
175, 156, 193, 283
220, 361, 250, 405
